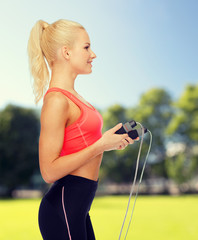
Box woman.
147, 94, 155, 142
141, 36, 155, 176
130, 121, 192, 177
27, 19, 134, 240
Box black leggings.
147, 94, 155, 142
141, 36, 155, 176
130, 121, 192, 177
38, 175, 98, 240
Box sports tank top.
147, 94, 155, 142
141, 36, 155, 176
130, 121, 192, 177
44, 87, 103, 156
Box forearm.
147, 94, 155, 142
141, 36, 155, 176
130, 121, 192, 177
40, 139, 104, 183
40, 123, 131, 183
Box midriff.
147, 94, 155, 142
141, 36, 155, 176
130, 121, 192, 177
70, 153, 103, 181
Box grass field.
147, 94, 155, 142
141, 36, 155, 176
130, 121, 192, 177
0, 195, 197, 240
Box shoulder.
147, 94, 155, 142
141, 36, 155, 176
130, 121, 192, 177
41, 91, 70, 124
44, 91, 69, 108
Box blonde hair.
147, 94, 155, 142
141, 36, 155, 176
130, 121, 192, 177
27, 19, 85, 103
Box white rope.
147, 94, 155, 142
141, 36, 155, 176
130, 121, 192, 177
119, 123, 153, 240
118, 122, 145, 240
123, 129, 152, 239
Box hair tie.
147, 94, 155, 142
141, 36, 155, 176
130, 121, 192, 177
42, 22, 49, 31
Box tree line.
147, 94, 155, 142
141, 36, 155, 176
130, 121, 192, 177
0, 84, 197, 196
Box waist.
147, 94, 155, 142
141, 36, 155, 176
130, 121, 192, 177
70, 153, 103, 180
55, 174, 98, 191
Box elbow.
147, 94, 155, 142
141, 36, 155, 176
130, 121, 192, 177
40, 168, 56, 184
43, 176, 55, 184
42, 174, 55, 184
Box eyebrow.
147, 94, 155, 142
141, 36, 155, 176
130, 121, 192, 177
85, 42, 91, 45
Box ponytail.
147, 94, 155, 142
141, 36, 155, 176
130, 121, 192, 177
27, 20, 50, 104
27, 19, 85, 104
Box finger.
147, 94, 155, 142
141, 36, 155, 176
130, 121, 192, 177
122, 139, 129, 146
117, 144, 125, 150
121, 133, 129, 139
117, 140, 129, 150
117, 140, 126, 149
134, 137, 140, 141
126, 137, 134, 144
111, 123, 123, 133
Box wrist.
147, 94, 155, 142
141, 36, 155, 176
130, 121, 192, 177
94, 137, 105, 154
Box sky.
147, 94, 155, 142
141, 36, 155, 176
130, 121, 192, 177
0, 0, 197, 111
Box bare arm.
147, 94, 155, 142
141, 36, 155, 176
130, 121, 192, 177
39, 93, 133, 183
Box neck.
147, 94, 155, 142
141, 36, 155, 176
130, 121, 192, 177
49, 62, 78, 92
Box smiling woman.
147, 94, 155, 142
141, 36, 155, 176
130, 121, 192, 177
27, 19, 135, 240
27, 19, 86, 103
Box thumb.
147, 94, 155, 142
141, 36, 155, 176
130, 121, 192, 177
111, 123, 123, 133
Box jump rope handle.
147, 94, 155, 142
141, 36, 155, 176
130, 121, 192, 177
115, 120, 148, 139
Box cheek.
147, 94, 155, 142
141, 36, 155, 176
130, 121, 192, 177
72, 51, 87, 63
74, 56, 87, 66
70, 55, 89, 73
70, 54, 81, 66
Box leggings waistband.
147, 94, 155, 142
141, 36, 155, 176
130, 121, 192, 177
55, 174, 98, 190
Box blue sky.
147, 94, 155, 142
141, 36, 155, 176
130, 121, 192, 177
0, 0, 197, 110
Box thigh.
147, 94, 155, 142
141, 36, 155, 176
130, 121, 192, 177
39, 197, 70, 240
38, 175, 97, 240
39, 183, 88, 240
86, 214, 96, 240
62, 185, 87, 240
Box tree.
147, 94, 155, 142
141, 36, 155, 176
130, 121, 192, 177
100, 88, 173, 183
0, 104, 40, 197
165, 153, 197, 187
165, 85, 198, 187
126, 88, 173, 179
166, 84, 198, 143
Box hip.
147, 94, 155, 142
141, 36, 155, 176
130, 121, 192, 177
41, 174, 98, 213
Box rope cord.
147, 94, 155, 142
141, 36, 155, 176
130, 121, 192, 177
123, 129, 152, 239
118, 122, 145, 240
118, 122, 153, 240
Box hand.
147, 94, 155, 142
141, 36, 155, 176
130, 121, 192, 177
117, 137, 134, 150
98, 123, 135, 152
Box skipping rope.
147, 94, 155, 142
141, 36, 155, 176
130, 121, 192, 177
118, 122, 153, 240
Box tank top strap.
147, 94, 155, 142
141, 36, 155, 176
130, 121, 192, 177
44, 87, 96, 111
44, 87, 90, 110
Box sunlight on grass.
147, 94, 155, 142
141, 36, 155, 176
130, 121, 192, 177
0, 195, 197, 240
91, 195, 198, 240
0, 199, 41, 240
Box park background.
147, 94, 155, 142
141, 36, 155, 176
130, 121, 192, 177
0, 0, 197, 239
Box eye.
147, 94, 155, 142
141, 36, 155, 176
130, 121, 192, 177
85, 46, 89, 50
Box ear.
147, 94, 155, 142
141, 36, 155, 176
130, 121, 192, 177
61, 46, 70, 60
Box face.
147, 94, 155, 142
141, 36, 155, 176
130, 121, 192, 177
68, 29, 97, 74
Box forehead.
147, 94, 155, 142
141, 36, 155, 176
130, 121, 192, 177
75, 29, 90, 45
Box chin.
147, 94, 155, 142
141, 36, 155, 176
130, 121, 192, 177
81, 69, 92, 74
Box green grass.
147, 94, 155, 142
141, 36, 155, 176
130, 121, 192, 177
91, 195, 198, 240
0, 198, 41, 240
0, 195, 197, 240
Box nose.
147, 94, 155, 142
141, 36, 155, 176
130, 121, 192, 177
90, 49, 96, 59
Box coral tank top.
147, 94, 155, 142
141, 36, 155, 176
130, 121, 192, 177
44, 87, 103, 156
